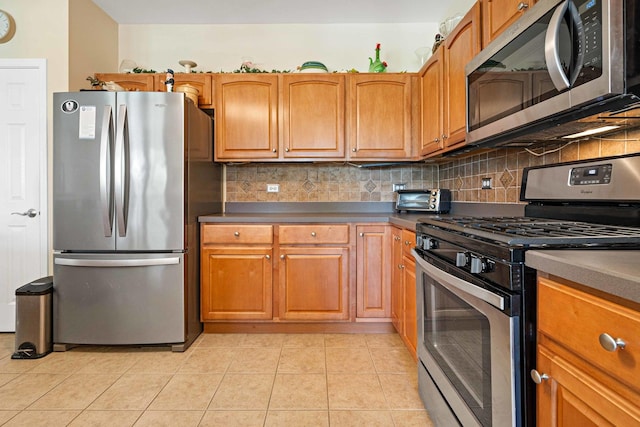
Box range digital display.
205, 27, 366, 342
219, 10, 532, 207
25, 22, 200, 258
571, 163, 612, 185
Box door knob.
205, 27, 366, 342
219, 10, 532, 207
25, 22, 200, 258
11, 208, 38, 218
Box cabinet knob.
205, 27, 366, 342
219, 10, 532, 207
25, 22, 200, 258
280, 255, 285, 260
234, 231, 240, 237
285, 147, 290, 152
359, 232, 364, 237
265, 255, 270, 260
517, 2, 529, 11
404, 240, 411, 246
530, 369, 549, 384
352, 148, 357, 152
311, 232, 316, 237
272, 148, 277, 153
398, 264, 403, 269
599, 333, 626, 352
441, 134, 448, 140
395, 235, 401, 241
400, 264, 405, 269
432, 137, 440, 143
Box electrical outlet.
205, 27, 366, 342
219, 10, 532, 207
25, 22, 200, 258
482, 177, 492, 189
393, 183, 407, 191
267, 184, 279, 193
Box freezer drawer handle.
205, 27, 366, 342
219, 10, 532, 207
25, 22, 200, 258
54, 257, 180, 267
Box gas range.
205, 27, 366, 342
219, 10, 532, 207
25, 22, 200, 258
414, 153, 640, 427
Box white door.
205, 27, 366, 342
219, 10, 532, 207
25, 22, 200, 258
0, 59, 48, 332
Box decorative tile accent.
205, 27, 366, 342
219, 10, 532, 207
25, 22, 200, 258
455, 176, 464, 190
303, 180, 316, 193
500, 169, 514, 188
364, 180, 377, 193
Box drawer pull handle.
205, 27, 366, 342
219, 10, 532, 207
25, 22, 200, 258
234, 231, 240, 237
530, 369, 549, 384
311, 232, 316, 237
599, 333, 626, 352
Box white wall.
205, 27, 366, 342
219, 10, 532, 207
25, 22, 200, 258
118, 23, 441, 74
115, 0, 474, 75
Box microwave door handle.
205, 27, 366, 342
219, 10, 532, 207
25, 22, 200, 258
99, 105, 113, 237
412, 249, 505, 310
545, 0, 571, 91
567, 1, 585, 85
114, 103, 127, 237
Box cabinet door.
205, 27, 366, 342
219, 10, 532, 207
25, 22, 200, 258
420, 47, 444, 156
348, 74, 413, 159
536, 346, 640, 426
95, 73, 156, 91
215, 74, 278, 160
279, 247, 349, 320
443, 2, 481, 148
356, 225, 391, 318
482, 0, 537, 48
391, 228, 403, 332
281, 74, 345, 159
155, 73, 213, 108
402, 254, 417, 357
201, 247, 273, 320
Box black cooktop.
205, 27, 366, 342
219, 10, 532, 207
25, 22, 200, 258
417, 216, 640, 248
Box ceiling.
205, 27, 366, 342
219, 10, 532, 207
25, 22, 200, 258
90, 0, 458, 25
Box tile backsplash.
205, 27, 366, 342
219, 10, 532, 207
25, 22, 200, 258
225, 129, 640, 204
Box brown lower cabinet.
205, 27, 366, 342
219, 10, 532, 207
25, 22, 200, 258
391, 227, 417, 359
201, 222, 396, 327
533, 275, 640, 425
201, 224, 274, 320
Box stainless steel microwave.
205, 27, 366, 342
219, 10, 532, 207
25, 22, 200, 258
465, 0, 640, 148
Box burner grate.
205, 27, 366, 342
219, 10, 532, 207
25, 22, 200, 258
419, 216, 640, 247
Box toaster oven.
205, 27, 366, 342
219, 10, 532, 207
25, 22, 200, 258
395, 189, 451, 213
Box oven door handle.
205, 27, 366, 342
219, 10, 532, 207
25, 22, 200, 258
412, 249, 505, 310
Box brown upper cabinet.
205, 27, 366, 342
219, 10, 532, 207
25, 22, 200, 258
281, 74, 346, 160
482, 0, 538, 49
348, 74, 414, 160
419, 1, 481, 156
95, 73, 156, 92
215, 74, 279, 160
94, 72, 213, 108
154, 73, 213, 108
443, 2, 482, 151
419, 47, 444, 156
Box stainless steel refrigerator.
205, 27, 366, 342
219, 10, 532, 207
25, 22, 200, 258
52, 91, 222, 351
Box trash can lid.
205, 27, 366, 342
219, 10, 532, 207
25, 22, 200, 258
16, 276, 53, 295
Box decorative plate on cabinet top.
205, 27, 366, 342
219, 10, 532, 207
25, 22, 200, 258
298, 61, 328, 73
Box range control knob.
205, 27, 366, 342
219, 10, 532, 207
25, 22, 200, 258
455, 252, 468, 267
469, 255, 494, 274
423, 238, 438, 250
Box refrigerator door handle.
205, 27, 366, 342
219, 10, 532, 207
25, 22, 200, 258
54, 257, 181, 268
100, 105, 114, 237
114, 103, 128, 237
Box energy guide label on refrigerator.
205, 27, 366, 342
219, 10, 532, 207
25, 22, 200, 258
78, 105, 96, 139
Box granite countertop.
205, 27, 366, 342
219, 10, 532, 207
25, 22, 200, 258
526, 250, 640, 305
198, 202, 526, 232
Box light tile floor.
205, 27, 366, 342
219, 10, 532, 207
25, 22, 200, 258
0, 332, 434, 426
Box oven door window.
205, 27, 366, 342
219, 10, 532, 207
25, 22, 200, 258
423, 275, 492, 426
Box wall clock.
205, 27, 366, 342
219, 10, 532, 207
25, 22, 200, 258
0, 10, 15, 43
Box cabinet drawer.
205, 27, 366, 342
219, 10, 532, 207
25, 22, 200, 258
202, 224, 273, 244
538, 277, 640, 388
401, 229, 416, 257
279, 224, 349, 244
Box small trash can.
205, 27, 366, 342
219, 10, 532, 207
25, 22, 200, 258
12, 276, 53, 359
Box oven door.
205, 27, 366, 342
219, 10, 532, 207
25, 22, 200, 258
413, 249, 519, 427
